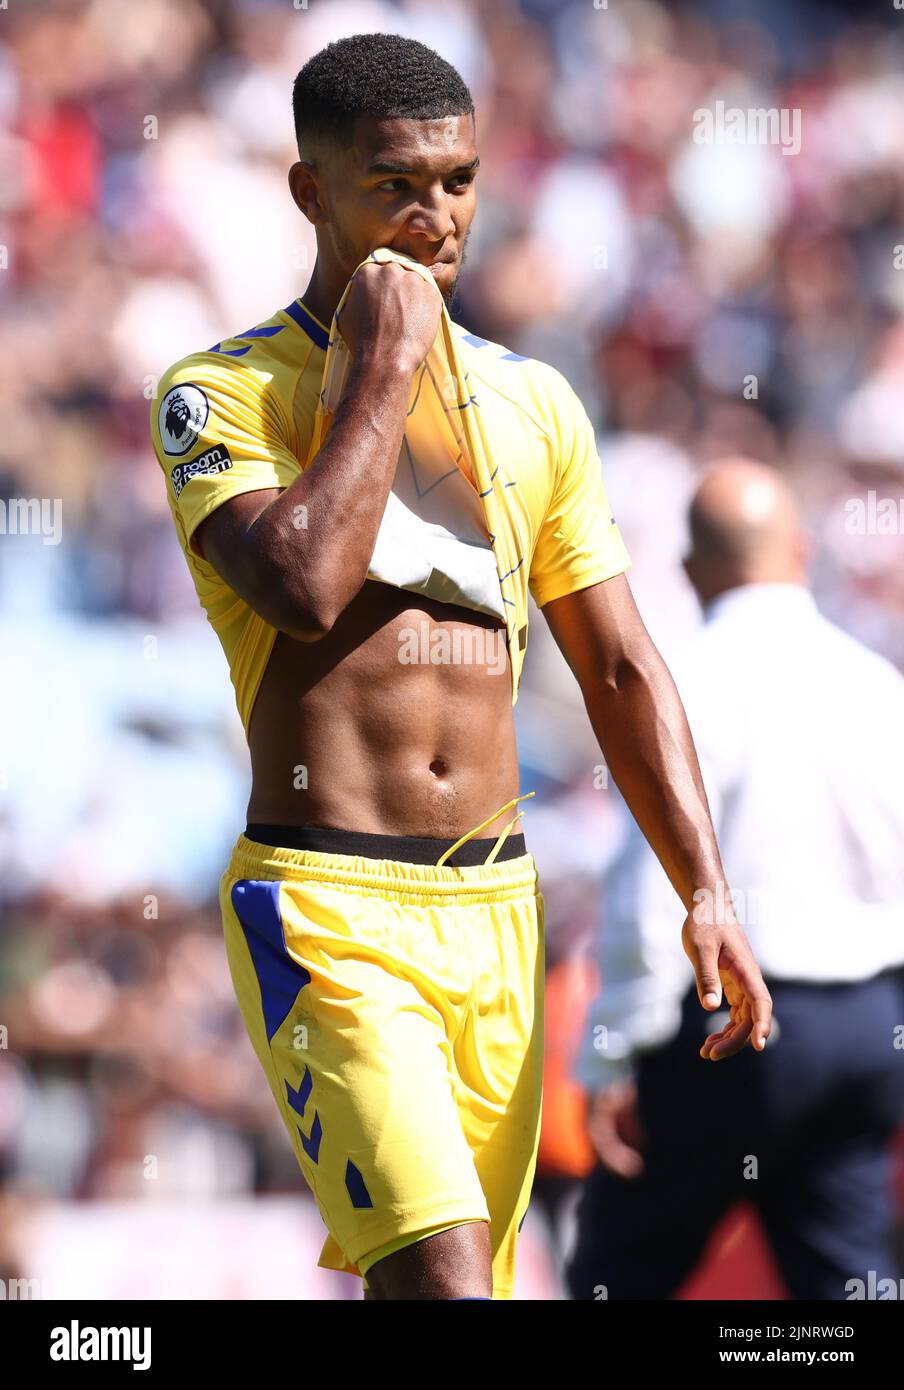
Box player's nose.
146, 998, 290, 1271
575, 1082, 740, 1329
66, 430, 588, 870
405, 194, 456, 243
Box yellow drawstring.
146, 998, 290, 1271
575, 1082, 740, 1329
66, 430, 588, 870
434, 791, 535, 868
482, 811, 527, 865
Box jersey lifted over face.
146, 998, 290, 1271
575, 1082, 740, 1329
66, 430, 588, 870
150, 248, 631, 734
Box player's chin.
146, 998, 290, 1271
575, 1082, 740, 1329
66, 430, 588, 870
434, 264, 461, 304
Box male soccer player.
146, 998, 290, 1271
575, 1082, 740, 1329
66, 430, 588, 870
150, 34, 771, 1300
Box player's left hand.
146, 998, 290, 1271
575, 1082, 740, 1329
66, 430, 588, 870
681, 896, 773, 1061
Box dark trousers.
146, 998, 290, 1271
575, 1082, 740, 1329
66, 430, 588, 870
567, 970, 904, 1300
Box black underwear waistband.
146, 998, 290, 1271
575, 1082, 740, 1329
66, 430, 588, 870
244, 823, 528, 867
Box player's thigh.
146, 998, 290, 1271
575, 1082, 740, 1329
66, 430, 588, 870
221, 873, 489, 1260
455, 887, 545, 1292
364, 1220, 493, 1300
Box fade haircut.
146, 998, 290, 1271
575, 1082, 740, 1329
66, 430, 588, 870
292, 32, 475, 158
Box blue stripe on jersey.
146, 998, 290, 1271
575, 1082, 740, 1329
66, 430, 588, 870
284, 299, 330, 350
209, 324, 285, 355
459, 332, 528, 362
230, 880, 311, 1042
238, 325, 285, 338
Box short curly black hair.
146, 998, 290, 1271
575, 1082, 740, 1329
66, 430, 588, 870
292, 32, 475, 156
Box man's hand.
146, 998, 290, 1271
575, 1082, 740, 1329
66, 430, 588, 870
682, 898, 773, 1060
586, 1080, 646, 1178
194, 261, 437, 638
337, 258, 442, 374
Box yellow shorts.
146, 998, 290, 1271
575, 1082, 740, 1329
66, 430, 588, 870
219, 818, 545, 1300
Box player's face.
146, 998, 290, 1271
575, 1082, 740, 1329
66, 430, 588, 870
323, 114, 478, 305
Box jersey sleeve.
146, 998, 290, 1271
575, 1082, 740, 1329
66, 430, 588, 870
528, 373, 631, 608
150, 356, 301, 553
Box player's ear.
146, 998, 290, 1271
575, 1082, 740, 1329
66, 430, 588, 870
289, 160, 327, 225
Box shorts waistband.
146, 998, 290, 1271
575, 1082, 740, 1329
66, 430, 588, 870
228, 793, 539, 901
225, 835, 539, 903
245, 824, 527, 866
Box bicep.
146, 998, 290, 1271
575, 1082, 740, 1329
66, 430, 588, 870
194, 487, 282, 589
542, 573, 657, 692
193, 487, 323, 640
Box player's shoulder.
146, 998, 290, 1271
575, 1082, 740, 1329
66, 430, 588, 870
150, 345, 264, 460
450, 321, 586, 429
156, 303, 303, 397
451, 320, 574, 393
151, 301, 319, 450
154, 346, 242, 414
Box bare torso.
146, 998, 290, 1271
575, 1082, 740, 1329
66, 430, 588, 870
246, 580, 520, 839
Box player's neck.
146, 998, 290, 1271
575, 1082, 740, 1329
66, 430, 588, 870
298, 262, 350, 332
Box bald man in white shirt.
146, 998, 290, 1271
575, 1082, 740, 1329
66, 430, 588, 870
568, 459, 904, 1300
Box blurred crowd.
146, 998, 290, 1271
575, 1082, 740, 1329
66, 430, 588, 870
2, 0, 903, 1295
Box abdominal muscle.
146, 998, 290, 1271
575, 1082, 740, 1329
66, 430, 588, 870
246, 580, 521, 839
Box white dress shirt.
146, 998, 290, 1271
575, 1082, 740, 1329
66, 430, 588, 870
575, 583, 904, 1090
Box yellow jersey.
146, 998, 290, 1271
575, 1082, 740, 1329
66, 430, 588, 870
150, 248, 631, 734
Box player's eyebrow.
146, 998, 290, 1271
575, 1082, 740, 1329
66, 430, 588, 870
366, 156, 481, 176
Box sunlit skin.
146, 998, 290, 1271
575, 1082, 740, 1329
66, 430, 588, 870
194, 112, 772, 1298
288, 114, 479, 318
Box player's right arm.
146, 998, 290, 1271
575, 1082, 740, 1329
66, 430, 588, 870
197, 261, 441, 641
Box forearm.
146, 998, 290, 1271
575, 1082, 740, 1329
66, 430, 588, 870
583, 647, 725, 912
246, 353, 414, 632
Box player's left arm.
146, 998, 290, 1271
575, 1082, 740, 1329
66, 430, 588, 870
529, 372, 771, 1060
542, 576, 771, 1060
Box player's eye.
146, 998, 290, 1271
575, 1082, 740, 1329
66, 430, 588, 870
376, 173, 476, 193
